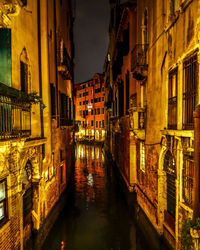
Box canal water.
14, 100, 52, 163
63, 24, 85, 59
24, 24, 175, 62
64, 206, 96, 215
42, 143, 165, 250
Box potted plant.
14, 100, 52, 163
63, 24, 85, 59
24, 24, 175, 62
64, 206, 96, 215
190, 217, 200, 239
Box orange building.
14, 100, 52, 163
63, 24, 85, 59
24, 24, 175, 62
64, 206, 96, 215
75, 73, 105, 141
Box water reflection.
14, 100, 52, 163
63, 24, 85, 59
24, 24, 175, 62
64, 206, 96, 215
43, 143, 151, 250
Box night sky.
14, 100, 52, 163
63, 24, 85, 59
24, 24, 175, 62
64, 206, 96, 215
74, 0, 110, 84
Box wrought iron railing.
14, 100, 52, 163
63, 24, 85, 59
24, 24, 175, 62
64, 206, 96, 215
131, 44, 148, 72
129, 107, 146, 130
0, 82, 31, 140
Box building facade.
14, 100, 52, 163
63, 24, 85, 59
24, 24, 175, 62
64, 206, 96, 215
104, 0, 200, 249
75, 73, 105, 142
0, 0, 74, 249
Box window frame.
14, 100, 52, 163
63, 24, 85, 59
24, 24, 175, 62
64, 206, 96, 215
168, 68, 178, 129
0, 179, 8, 226
182, 152, 194, 207
183, 53, 198, 130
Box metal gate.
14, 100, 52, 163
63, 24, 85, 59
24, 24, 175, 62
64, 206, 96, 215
164, 150, 176, 218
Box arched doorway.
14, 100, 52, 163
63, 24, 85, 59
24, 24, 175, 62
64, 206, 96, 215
164, 151, 176, 222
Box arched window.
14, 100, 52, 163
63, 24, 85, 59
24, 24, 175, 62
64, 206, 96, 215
20, 48, 29, 93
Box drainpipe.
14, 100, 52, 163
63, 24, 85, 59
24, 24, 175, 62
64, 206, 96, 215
193, 104, 200, 221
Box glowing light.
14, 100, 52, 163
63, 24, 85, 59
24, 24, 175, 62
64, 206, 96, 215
0, 145, 7, 154
0, 204, 4, 219
87, 173, 93, 186
78, 146, 81, 158
81, 147, 84, 158
96, 148, 99, 159
45, 170, 48, 180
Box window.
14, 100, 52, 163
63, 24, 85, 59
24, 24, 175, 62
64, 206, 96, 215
79, 94, 82, 98
142, 9, 148, 44
164, 151, 176, 219
79, 101, 82, 106
83, 92, 88, 97
83, 101, 85, 105
101, 108, 104, 114
170, 0, 179, 17
20, 61, 28, 93
168, 69, 177, 129
91, 99, 94, 103
86, 110, 88, 116
0, 179, 7, 224
95, 88, 101, 93
97, 108, 100, 115
21, 0, 27, 6
102, 120, 104, 128
126, 71, 130, 115
0, 29, 11, 86
96, 121, 98, 128
91, 120, 94, 126
119, 81, 124, 117
182, 153, 194, 207
91, 109, 94, 115
183, 54, 198, 129
102, 97, 104, 102
140, 142, 145, 172
60, 93, 67, 126
99, 121, 101, 128
60, 165, 63, 184
95, 109, 97, 115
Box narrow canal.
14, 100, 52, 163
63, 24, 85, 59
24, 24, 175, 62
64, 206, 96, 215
42, 143, 167, 250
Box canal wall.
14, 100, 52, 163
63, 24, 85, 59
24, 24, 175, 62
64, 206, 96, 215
103, 146, 171, 250
24, 166, 75, 250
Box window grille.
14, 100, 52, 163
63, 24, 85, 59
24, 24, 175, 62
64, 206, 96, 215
183, 54, 198, 129
182, 153, 194, 207
164, 150, 176, 218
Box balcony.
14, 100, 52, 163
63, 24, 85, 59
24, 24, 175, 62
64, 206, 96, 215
131, 44, 148, 81
0, 82, 31, 140
57, 47, 73, 80
129, 107, 146, 140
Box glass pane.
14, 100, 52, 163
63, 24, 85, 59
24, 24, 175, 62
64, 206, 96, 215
0, 182, 5, 201
0, 202, 4, 220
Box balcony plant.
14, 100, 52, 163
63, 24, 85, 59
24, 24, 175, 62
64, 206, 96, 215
181, 218, 200, 249
190, 217, 200, 238
27, 92, 46, 109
